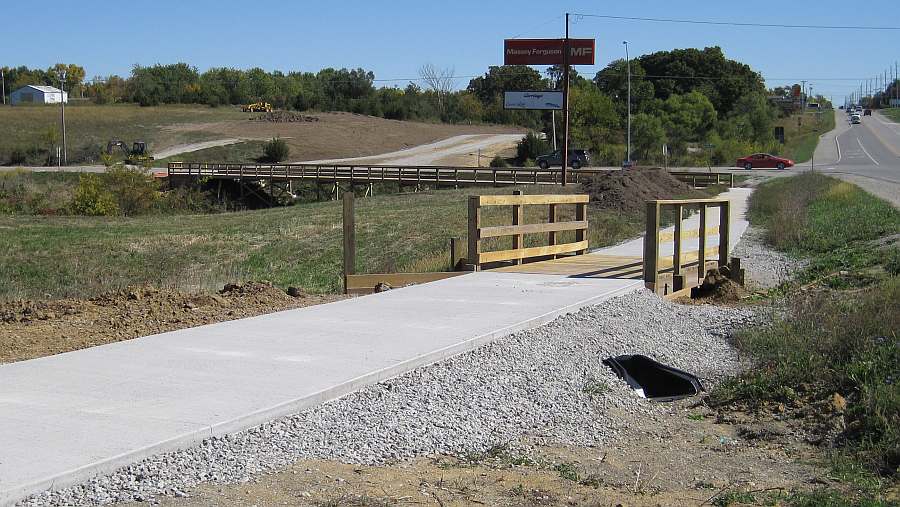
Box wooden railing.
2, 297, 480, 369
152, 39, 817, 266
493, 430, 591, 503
467, 192, 589, 270
643, 198, 731, 295
167, 162, 735, 189
667, 171, 735, 188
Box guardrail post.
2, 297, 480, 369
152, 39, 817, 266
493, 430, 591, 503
450, 237, 461, 271
643, 201, 660, 291
467, 196, 481, 271
342, 192, 355, 294
492, 169, 498, 187
718, 201, 730, 266
698, 205, 707, 282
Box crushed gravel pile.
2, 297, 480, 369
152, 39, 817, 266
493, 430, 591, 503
22, 291, 757, 506
731, 226, 806, 290
581, 167, 705, 213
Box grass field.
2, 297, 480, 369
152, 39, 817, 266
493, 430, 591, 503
0, 104, 240, 165
776, 108, 836, 163
882, 108, 900, 123
716, 173, 899, 494
0, 185, 645, 299
153, 140, 267, 166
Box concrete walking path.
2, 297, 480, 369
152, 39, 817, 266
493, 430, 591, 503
0, 189, 751, 506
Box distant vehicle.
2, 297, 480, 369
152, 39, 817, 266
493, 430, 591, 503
807, 102, 820, 109
735, 153, 794, 170
864, 109, 872, 116
851, 114, 862, 124
536, 149, 590, 170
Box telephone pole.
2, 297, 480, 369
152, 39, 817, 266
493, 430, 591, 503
624, 40, 632, 167
1, 68, 5, 105
560, 12, 570, 186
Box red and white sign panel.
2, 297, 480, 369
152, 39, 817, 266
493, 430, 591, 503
504, 39, 595, 65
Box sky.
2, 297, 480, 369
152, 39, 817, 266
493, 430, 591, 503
4, 0, 899, 103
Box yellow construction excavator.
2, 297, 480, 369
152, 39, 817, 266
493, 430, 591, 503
241, 102, 274, 112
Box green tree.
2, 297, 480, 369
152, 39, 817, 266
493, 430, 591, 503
263, 138, 290, 163
659, 91, 717, 153
632, 113, 666, 162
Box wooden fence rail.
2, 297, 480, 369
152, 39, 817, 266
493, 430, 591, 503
468, 192, 589, 270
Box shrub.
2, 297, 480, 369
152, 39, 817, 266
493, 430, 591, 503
104, 164, 159, 215
489, 155, 508, 168
516, 131, 550, 164
8, 148, 27, 166
263, 137, 290, 163
72, 174, 118, 216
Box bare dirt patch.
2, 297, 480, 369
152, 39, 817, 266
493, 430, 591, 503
139, 399, 826, 507
0, 282, 342, 363
582, 167, 706, 213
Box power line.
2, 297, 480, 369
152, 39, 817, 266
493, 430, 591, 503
572, 13, 900, 30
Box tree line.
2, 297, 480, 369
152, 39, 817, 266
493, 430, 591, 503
3, 47, 812, 165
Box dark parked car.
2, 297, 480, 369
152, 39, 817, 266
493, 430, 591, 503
864, 109, 872, 116
735, 153, 794, 170
536, 149, 590, 169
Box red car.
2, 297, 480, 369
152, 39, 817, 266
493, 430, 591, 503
735, 153, 794, 170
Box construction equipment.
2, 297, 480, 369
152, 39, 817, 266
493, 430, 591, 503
241, 102, 274, 112
106, 139, 154, 164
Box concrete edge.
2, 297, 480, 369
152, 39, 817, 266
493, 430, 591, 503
2, 280, 643, 506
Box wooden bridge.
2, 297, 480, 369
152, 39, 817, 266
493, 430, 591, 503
343, 191, 743, 298
166, 162, 734, 197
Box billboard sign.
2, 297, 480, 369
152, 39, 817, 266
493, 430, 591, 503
504, 90, 563, 110
504, 39, 596, 65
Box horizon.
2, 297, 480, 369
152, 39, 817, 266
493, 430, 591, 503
4, 0, 900, 103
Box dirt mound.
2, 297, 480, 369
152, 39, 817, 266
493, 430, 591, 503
581, 167, 704, 213
250, 111, 319, 123
680, 269, 750, 305
0, 282, 343, 363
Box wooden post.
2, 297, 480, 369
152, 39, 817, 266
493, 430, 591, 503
575, 201, 587, 254
698, 205, 707, 283
511, 190, 524, 264
342, 192, 355, 294
548, 203, 557, 259
673, 204, 683, 276
450, 237, 461, 271
718, 201, 730, 266
467, 196, 481, 270
643, 201, 660, 290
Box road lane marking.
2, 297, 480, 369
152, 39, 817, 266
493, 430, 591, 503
856, 137, 880, 166
835, 136, 842, 164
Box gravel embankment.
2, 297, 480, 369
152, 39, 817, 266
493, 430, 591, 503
731, 225, 806, 290
22, 290, 757, 506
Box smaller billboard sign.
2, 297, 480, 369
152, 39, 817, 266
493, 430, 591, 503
504, 39, 595, 65
504, 91, 563, 110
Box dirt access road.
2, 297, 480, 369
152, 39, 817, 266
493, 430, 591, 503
303, 133, 523, 167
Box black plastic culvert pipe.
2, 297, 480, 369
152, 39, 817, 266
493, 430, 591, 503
602, 354, 704, 402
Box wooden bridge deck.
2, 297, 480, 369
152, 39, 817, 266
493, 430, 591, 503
491, 253, 644, 279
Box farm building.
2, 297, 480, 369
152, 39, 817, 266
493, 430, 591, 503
10, 85, 68, 105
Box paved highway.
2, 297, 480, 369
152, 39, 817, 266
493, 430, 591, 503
818, 111, 900, 206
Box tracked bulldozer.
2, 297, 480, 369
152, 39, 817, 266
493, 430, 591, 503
106, 139, 154, 164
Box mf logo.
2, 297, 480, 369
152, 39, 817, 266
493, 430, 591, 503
571, 47, 593, 56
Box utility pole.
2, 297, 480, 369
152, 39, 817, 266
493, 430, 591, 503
551, 110, 557, 150
624, 40, 631, 167
801, 80, 807, 110
1, 68, 5, 105
560, 12, 570, 186
60, 71, 67, 166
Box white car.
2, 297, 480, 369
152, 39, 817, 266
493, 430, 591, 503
851, 114, 861, 124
